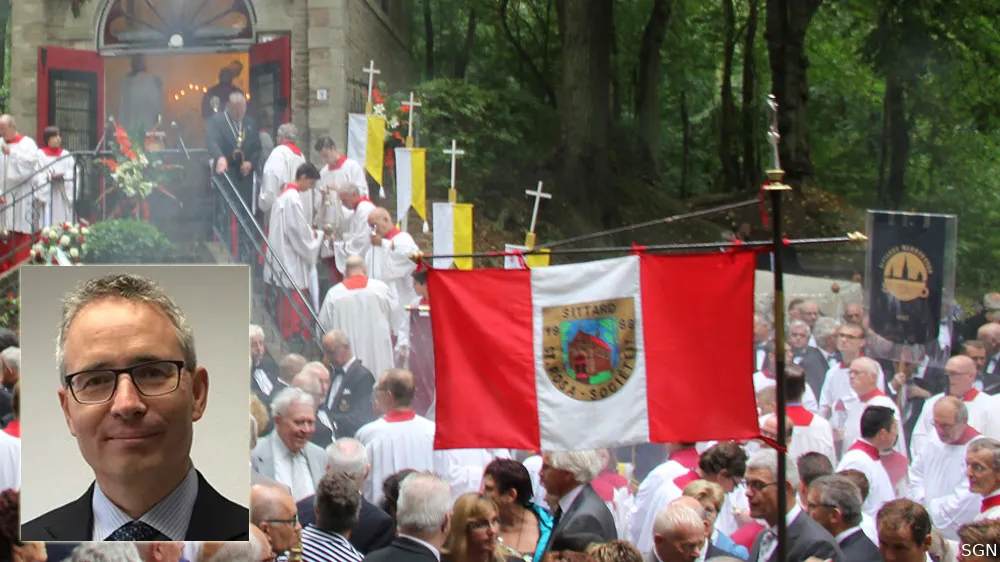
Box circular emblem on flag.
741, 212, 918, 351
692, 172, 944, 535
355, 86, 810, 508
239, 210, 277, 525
880, 245, 932, 302
541, 297, 637, 402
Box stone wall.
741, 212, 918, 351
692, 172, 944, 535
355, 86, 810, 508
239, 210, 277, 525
346, 0, 412, 106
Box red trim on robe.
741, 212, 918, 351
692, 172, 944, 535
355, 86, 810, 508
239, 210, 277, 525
847, 440, 880, 461
952, 425, 981, 445
786, 404, 814, 426
40, 146, 64, 157
6, 134, 24, 144
354, 197, 373, 211
982, 495, 1000, 514
384, 409, 417, 423
858, 388, 886, 402
672, 469, 700, 490
669, 448, 700, 471
342, 275, 368, 290
961, 388, 980, 402
835, 400, 846, 412
418, 297, 429, 306
282, 183, 299, 195
276, 289, 311, 341
880, 451, 909, 488
760, 369, 774, 380
281, 142, 302, 156
385, 227, 402, 240
591, 470, 628, 502
329, 154, 348, 171
2, 419, 19, 438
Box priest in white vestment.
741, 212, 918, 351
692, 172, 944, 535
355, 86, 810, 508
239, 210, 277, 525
333, 183, 376, 277
258, 123, 307, 218
0, 116, 40, 264
907, 396, 986, 539
784, 365, 837, 466
315, 135, 368, 198
836, 358, 908, 467
837, 404, 899, 518
629, 444, 700, 544
317, 254, 397, 381
966, 438, 1000, 521
910, 356, 992, 453
264, 163, 326, 341
34, 126, 76, 227
313, 137, 352, 284
367, 208, 420, 342
356, 369, 436, 505
819, 323, 886, 419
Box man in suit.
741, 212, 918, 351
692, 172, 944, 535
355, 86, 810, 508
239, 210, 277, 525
671, 496, 732, 559
799, 318, 840, 396
322, 329, 376, 438
363, 471, 452, 562
806, 475, 882, 562
297, 437, 395, 554
746, 449, 844, 562
207, 90, 261, 262
290, 368, 335, 448
252, 386, 327, 502
20, 273, 248, 542
539, 449, 617, 559
875, 499, 933, 562
646, 502, 720, 562
251, 324, 280, 406
251, 483, 303, 560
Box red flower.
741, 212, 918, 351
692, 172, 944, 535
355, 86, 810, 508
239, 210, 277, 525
401, 105, 410, 113
6, 293, 12, 300
51, 258, 57, 264
63, 224, 70, 230
78, 237, 84, 243
392, 131, 402, 140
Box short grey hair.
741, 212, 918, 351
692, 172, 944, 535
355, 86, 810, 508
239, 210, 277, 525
653, 503, 704, 537
935, 395, 969, 425
788, 320, 811, 334
208, 535, 269, 562
270, 386, 315, 418
326, 437, 368, 479
0, 347, 19, 374
548, 450, 602, 484
229, 91, 247, 104
70, 542, 142, 562
56, 274, 196, 378
277, 123, 297, 142
250, 324, 265, 340
968, 438, 1000, 471
292, 370, 322, 395
304, 360, 330, 378
813, 317, 838, 344
851, 356, 881, 377
748, 448, 800, 490
810, 475, 863, 526
340, 183, 362, 198
396, 472, 453, 535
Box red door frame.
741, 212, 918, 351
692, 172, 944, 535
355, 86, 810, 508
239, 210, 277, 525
37, 47, 105, 145
249, 35, 292, 124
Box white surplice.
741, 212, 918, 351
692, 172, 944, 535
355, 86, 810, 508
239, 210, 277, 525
265, 186, 323, 290
316, 164, 349, 240
907, 431, 986, 539
753, 370, 819, 412
910, 390, 992, 453
34, 147, 76, 227
0, 431, 19, 491
325, 156, 368, 198
0, 135, 40, 233
837, 440, 896, 518
978, 489, 1000, 521
628, 455, 695, 544
634, 473, 693, 553
435, 448, 512, 502
356, 412, 436, 505
986, 394, 1000, 440
317, 276, 397, 380
819, 361, 887, 419
370, 230, 420, 338
786, 404, 838, 467
334, 199, 376, 275
836, 391, 908, 461
258, 143, 306, 215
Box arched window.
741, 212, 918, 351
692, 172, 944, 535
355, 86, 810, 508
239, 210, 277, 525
98, 0, 256, 51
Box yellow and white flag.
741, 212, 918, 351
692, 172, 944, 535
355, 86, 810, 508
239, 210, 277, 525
433, 202, 473, 270
395, 147, 428, 233
347, 113, 386, 191
503, 244, 551, 269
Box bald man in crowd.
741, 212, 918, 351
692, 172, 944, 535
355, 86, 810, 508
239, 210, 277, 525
367, 207, 420, 350
251, 484, 302, 560
910, 355, 992, 453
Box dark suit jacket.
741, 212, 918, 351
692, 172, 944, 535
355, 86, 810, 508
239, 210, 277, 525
797, 347, 833, 397
363, 536, 438, 562
298, 494, 395, 554
251, 355, 280, 406
540, 484, 617, 561
839, 528, 883, 562
327, 359, 376, 438
705, 542, 731, 559
206, 109, 261, 197
21, 471, 249, 542
748, 511, 844, 562
983, 373, 1000, 395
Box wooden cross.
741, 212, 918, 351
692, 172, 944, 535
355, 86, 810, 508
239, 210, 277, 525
362, 59, 381, 112
525, 181, 552, 248
442, 140, 465, 203
401, 92, 422, 148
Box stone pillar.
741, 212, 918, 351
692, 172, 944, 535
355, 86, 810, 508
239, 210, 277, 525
9, 1, 47, 135
306, 0, 347, 154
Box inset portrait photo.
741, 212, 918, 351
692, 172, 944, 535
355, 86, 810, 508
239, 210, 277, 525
19, 265, 251, 542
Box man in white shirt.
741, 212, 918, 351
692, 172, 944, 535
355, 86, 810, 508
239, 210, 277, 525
908, 396, 985, 539
315, 136, 367, 198
258, 123, 306, 218
966, 438, 1000, 521
910, 355, 991, 453
837, 405, 899, 518
820, 323, 886, 419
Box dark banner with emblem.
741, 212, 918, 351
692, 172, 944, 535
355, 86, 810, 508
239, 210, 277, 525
867, 212, 949, 345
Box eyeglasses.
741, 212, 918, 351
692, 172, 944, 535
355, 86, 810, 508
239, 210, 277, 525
745, 480, 777, 492
264, 514, 299, 526
64, 360, 186, 404
467, 517, 501, 531
838, 333, 864, 340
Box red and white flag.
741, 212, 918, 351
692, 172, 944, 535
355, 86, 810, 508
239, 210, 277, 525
427, 251, 759, 451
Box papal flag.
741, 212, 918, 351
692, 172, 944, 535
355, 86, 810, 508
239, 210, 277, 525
347, 113, 386, 188
395, 147, 429, 232
504, 244, 551, 269
432, 202, 473, 271
426, 252, 759, 451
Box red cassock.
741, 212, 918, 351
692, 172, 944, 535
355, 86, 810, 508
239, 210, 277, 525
276, 288, 311, 341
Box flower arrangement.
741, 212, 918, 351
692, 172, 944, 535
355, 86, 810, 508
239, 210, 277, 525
94, 123, 182, 219
364, 82, 410, 175
0, 293, 18, 331
30, 221, 90, 265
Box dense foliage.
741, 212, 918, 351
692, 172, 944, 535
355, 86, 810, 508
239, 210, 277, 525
83, 220, 178, 265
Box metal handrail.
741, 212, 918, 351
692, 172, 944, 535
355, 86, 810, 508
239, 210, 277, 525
210, 171, 327, 352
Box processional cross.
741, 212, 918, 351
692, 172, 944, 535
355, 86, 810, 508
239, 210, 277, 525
442, 140, 465, 203
524, 181, 552, 249
362, 59, 381, 114
401, 92, 422, 148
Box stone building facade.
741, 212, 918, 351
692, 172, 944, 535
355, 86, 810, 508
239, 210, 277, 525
9, 0, 412, 153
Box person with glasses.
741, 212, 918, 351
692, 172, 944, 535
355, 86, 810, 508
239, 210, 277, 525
21, 273, 248, 543
819, 322, 886, 421
745, 449, 844, 562
966, 438, 1000, 521
443, 493, 523, 562
252, 483, 303, 559
754, 344, 819, 414
910, 356, 992, 456
837, 358, 908, 467
681, 479, 748, 560
836, 406, 899, 520
805, 475, 881, 562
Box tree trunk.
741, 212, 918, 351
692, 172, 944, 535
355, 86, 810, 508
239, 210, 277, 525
680, 89, 691, 199
558, 0, 616, 229
883, 77, 909, 208
765, 0, 822, 188
720, 0, 740, 190
741, 0, 760, 191
423, 0, 434, 79
453, 7, 476, 79
635, 0, 674, 175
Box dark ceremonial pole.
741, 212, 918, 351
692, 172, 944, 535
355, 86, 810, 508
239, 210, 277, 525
765, 93, 792, 562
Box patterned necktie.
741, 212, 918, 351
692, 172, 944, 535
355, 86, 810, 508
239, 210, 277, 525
757, 529, 777, 562
106, 520, 164, 541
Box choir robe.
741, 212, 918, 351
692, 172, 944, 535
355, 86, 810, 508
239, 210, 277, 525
333, 198, 376, 275
265, 185, 324, 340
907, 427, 985, 539
0, 135, 40, 233
819, 360, 887, 419
634, 469, 700, 553
317, 275, 397, 382
986, 394, 1000, 440
786, 403, 838, 467
325, 154, 368, 198
435, 448, 512, 502
628, 448, 699, 544
910, 389, 991, 453
836, 390, 909, 467
258, 143, 306, 215
370, 228, 420, 339
356, 409, 436, 505
837, 439, 896, 518
34, 147, 75, 226
978, 490, 1000, 521
754, 370, 819, 412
